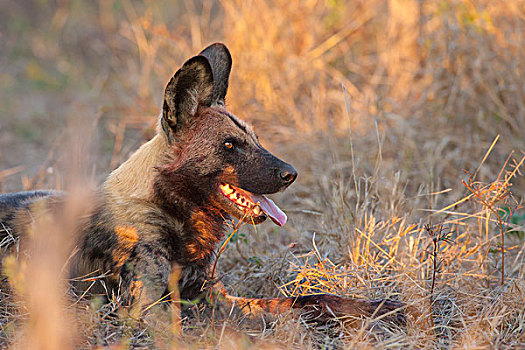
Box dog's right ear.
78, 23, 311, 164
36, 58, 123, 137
198, 43, 232, 105
162, 56, 214, 140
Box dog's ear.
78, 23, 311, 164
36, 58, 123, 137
199, 43, 232, 105
162, 56, 214, 137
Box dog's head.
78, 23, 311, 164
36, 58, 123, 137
155, 43, 297, 226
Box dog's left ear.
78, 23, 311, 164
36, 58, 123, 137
162, 56, 214, 138
199, 43, 232, 105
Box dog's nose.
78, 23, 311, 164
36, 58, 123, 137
280, 165, 297, 185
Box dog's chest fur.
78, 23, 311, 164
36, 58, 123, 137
74, 192, 226, 300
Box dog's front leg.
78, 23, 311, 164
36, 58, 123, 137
119, 243, 172, 317
215, 284, 405, 327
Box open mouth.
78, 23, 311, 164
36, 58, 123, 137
218, 182, 287, 226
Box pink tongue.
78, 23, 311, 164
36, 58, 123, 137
251, 195, 287, 226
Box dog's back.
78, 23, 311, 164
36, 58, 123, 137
0, 190, 59, 209
0, 190, 63, 248
0, 191, 61, 226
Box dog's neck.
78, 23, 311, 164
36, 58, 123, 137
104, 130, 227, 263
151, 156, 228, 263
103, 132, 169, 200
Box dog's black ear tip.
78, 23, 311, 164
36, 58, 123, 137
199, 43, 232, 61
202, 42, 230, 51
207, 42, 228, 49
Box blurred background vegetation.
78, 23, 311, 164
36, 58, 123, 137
1, 0, 523, 193
1, 0, 525, 348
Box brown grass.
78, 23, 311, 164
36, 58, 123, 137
1, 0, 525, 348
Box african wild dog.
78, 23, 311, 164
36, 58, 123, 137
0, 43, 403, 325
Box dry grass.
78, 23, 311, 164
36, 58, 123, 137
1, 0, 525, 348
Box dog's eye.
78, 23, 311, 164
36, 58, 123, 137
224, 141, 234, 150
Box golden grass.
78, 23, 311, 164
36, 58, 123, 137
0, 0, 525, 348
